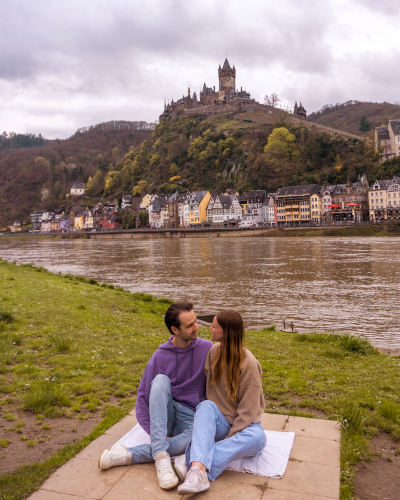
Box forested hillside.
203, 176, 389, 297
103, 112, 399, 199
2, 112, 400, 228
308, 100, 400, 136
0, 121, 153, 227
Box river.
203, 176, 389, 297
0, 236, 399, 349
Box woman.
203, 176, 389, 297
174, 310, 266, 495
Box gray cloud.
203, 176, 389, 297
0, 0, 398, 138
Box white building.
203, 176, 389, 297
70, 182, 86, 196
206, 194, 242, 224
121, 195, 132, 209
262, 193, 277, 226
240, 190, 266, 227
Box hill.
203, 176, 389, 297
0, 121, 153, 227
308, 100, 400, 136
2, 110, 400, 228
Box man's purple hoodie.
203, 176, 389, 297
136, 336, 213, 434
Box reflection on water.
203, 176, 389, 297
0, 237, 399, 349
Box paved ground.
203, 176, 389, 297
28, 411, 340, 500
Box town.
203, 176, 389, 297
6, 172, 400, 233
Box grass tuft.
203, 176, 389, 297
19, 381, 71, 413
0, 310, 14, 324
0, 439, 10, 448
49, 333, 74, 353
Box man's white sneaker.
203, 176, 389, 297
98, 444, 132, 470
155, 455, 179, 490
173, 454, 188, 482
178, 466, 210, 495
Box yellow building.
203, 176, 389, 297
189, 191, 211, 226
140, 194, 152, 210
310, 190, 323, 223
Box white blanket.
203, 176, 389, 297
112, 423, 295, 479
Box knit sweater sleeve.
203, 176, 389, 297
226, 356, 264, 438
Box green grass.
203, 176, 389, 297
0, 258, 399, 500
0, 405, 129, 500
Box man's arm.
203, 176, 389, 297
135, 362, 154, 435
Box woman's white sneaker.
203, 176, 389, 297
98, 444, 132, 470
155, 454, 179, 489
173, 454, 188, 482
177, 466, 210, 495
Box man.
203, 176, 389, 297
98, 302, 213, 490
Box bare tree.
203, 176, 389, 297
264, 93, 281, 108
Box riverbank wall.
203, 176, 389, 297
1, 223, 392, 240
85, 224, 389, 239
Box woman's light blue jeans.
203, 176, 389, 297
128, 374, 195, 463
185, 400, 267, 481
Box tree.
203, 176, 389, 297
86, 170, 104, 196
97, 154, 106, 171
360, 115, 371, 132
264, 93, 281, 108
132, 180, 148, 197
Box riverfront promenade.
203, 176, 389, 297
28, 411, 340, 500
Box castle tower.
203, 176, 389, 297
218, 58, 236, 100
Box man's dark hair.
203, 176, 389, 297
165, 302, 194, 334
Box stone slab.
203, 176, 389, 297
29, 493, 92, 500
184, 479, 264, 499
40, 458, 128, 499
102, 465, 182, 500
290, 435, 340, 466
285, 416, 340, 441
262, 490, 334, 500
261, 413, 289, 432
268, 460, 340, 499
218, 470, 269, 488
105, 415, 138, 436
75, 433, 120, 462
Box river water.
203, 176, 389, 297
0, 236, 399, 349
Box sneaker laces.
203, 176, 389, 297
110, 447, 128, 465
185, 467, 205, 487
157, 456, 173, 475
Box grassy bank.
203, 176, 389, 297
261, 225, 389, 237
0, 260, 399, 499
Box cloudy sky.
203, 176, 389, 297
1, 0, 398, 139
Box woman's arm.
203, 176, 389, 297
226, 356, 264, 438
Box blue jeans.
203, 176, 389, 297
128, 374, 195, 463
186, 400, 266, 481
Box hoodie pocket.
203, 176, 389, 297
172, 388, 200, 410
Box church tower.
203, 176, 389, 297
218, 58, 236, 100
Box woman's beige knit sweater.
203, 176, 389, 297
205, 343, 265, 438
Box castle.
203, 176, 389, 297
160, 58, 306, 122
294, 101, 307, 120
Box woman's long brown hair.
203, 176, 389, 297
210, 310, 245, 401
